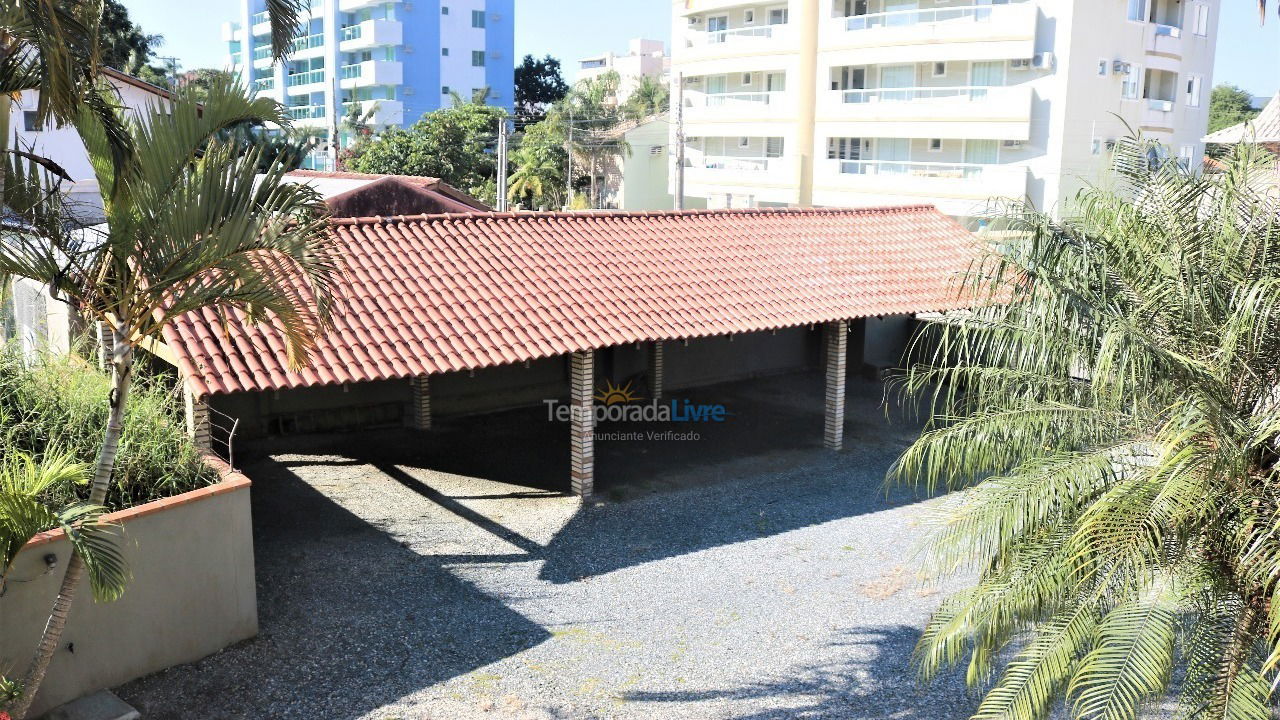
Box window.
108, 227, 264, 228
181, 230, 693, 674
1097, 59, 1108, 76
1091, 138, 1103, 155
742, 72, 753, 85
928, 138, 943, 152
1193, 3, 1209, 34
768, 7, 789, 24
744, 9, 755, 23
1122, 67, 1141, 99
1178, 144, 1195, 169
738, 137, 750, 148
827, 137, 861, 160
765, 137, 785, 157
1126, 0, 1146, 21
1186, 75, 1202, 107
932, 61, 946, 78
471, 50, 485, 67
441, 5, 448, 14
442, 47, 449, 56
441, 85, 450, 94
472, 9, 485, 28
22, 111, 39, 132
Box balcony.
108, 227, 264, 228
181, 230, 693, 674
684, 90, 793, 134
343, 99, 404, 126
229, 51, 242, 67
252, 45, 274, 68
1145, 23, 1183, 65
253, 76, 275, 92
687, 25, 779, 48
338, 60, 404, 89
289, 32, 325, 57
250, 10, 271, 36
817, 85, 1033, 140
285, 68, 326, 94
338, 0, 399, 11
821, 1, 1036, 64
338, 18, 403, 51
684, 154, 799, 205
1141, 98, 1175, 130
813, 159, 1027, 213
286, 104, 326, 121
678, 24, 795, 75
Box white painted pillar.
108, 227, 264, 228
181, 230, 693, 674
824, 320, 849, 451
570, 350, 595, 496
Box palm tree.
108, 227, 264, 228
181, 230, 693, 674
0, 77, 338, 719
622, 75, 669, 121
0, 453, 125, 603
891, 137, 1280, 720
507, 146, 559, 209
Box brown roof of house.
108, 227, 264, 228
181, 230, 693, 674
163, 206, 983, 398
286, 170, 491, 211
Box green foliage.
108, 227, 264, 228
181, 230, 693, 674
0, 453, 128, 603
514, 54, 569, 124
98, 0, 161, 73
1208, 84, 1260, 134
622, 75, 670, 121
892, 137, 1280, 720
348, 101, 506, 195
0, 348, 216, 511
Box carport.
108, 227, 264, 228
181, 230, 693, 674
157, 206, 981, 496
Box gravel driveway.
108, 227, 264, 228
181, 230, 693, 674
117, 374, 976, 719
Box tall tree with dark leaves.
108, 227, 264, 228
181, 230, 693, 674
97, 0, 160, 72
514, 54, 568, 125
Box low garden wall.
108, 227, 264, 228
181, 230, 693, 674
0, 456, 257, 716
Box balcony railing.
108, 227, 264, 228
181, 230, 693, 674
1146, 98, 1174, 111
701, 155, 776, 172
843, 1, 1026, 30
691, 26, 777, 46
253, 76, 275, 91
290, 33, 324, 53
253, 45, 272, 61
287, 104, 326, 120
250, 10, 269, 24
839, 85, 1005, 104
1153, 22, 1181, 36
340, 64, 362, 80
704, 91, 785, 107
286, 68, 324, 86
341, 24, 362, 41
230, 52, 243, 66
839, 159, 989, 180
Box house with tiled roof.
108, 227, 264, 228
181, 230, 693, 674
152, 205, 985, 496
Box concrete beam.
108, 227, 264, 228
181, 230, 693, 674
650, 341, 665, 400
569, 350, 595, 496
410, 375, 432, 430
823, 320, 849, 451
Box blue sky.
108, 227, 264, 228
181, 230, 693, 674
127, 0, 1278, 96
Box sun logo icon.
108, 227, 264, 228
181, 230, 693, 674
594, 379, 642, 406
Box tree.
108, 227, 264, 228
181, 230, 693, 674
892, 137, 1280, 720
544, 71, 630, 208
97, 0, 160, 73
514, 54, 568, 124
348, 100, 506, 200
178, 68, 237, 102
1208, 83, 1261, 134
508, 119, 568, 209
0, 77, 338, 719
623, 75, 669, 121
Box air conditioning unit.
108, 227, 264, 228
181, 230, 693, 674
1001, 139, 1025, 149
491, 13, 502, 21
1009, 58, 1031, 69
402, 86, 415, 96
1112, 59, 1132, 75
1032, 51, 1055, 70
403, 45, 414, 54
489, 51, 502, 59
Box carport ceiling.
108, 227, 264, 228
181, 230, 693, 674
162, 206, 984, 399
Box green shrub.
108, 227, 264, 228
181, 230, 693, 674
0, 345, 216, 511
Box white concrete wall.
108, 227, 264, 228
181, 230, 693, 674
0, 470, 257, 716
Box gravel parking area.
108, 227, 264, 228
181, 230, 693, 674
117, 373, 976, 719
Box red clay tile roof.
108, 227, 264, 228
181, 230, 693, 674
286, 170, 491, 210
163, 206, 981, 398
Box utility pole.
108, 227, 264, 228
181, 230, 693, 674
675, 72, 686, 210
496, 117, 509, 211
566, 107, 574, 209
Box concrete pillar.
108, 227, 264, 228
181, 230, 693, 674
650, 341, 665, 400
569, 350, 595, 496
823, 320, 849, 450
184, 385, 212, 451
795, 0, 820, 207
410, 375, 432, 430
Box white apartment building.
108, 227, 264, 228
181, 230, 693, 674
578, 38, 670, 101
222, 0, 514, 169
671, 0, 1219, 219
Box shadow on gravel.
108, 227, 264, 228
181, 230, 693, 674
116, 457, 551, 720
622, 625, 975, 719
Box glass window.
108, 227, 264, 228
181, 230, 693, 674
441, 5, 448, 14
23, 111, 39, 132
472, 50, 486, 67
1126, 0, 1146, 21
442, 47, 449, 56
472, 9, 486, 27
928, 138, 943, 152
768, 8, 788, 24
1193, 3, 1209, 34
765, 137, 785, 157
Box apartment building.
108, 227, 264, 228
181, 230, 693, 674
671, 0, 1219, 219
578, 38, 670, 101
223, 0, 514, 169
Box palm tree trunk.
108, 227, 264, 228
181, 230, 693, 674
9, 334, 133, 720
